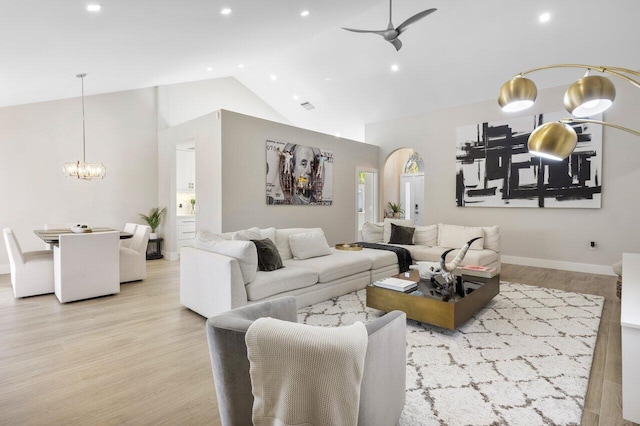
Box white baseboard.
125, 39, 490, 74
501, 255, 616, 277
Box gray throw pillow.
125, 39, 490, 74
251, 238, 284, 271
389, 223, 415, 245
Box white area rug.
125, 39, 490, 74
298, 282, 604, 426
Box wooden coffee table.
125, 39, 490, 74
366, 269, 499, 329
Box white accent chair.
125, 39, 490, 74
119, 225, 150, 283
121, 222, 138, 249
54, 231, 120, 303
3, 228, 54, 298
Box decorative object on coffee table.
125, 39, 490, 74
430, 236, 483, 301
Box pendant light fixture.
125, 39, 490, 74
62, 73, 106, 179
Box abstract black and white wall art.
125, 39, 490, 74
266, 140, 334, 205
456, 111, 602, 208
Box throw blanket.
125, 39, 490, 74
245, 318, 368, 426
356, 242, 413, 273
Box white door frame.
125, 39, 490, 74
355, 167, 378, 241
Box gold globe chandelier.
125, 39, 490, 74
62, 73, 106, 179
498, 64, 640, 161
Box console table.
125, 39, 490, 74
621, 252, 640, 423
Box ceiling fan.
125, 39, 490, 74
342, 0, 437, 51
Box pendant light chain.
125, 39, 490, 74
79, 73, 86, 163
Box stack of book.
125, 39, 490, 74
457, 265, 498, 278
373, 276, 418, 292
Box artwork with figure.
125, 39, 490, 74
266, 140, 333, 205
456, 111, 602, 208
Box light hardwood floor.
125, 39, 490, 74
0, 260, 636, 425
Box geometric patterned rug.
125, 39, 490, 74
298, 282, 604, 426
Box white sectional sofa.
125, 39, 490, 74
180, 220, 500, 318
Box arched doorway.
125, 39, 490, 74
383, 149, 425, 225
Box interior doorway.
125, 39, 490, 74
383, 149, 425, 224
356, 169, 378, 236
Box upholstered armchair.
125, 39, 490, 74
206, 296, 406, 426
3, 228, 54, 298
121, 222, 138, 249
119, 225, 150, 283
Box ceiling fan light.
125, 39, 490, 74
498, 77, 538, 112
527, 122, 578, 160
564, 75, 616, 117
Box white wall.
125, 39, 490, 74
366, 83, 640, 275
0, 88, 158, 272
157, 77, 289, 130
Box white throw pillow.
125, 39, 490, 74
233, 227, 262, 241
361, 222, 383, 243
482, 226, 500, 252
383, 218, 414, 243
196, 230, 232, 241
437, 224, 484, 250
195, 233, 258, 284
414, 224, 438, 246
289, 231, 332, 260
259, 227, 276, 243
275, 228, 323, 260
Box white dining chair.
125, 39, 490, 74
54, 231, 120, 303
3, 228, 54, 298
119, 225, 151, 283
120, 222, 138, 249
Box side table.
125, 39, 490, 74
146, 238, 163, 260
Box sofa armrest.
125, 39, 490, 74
358, 310, 407, 426
180, 246, 249, 318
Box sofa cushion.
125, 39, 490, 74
252, 238, 284, 272
389, 223, 414, 245
284, 250, 372, 283
289, 231, 332, 260
259, 227, 277, 243
361, 222, 383, 243
233, 227, 262, 241
383, 219, 413, 243
411, 246, 499, 266
275, 228, 323, 261
359, 248, 398, 269
245, 266, 318, 301
437, 224, 484, 250
197, 230, 232, 241
482, 226, 500, 252
414, 224, 438, 246
195, 234, 257, 284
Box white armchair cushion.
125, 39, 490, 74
289, 231, 332, 260
413, 224, 438, 246
361, 222, 384, 243
196, 236, 258, 284
383, 219, 413, 243
482, 226, 501, 252
437, 224, 484, 250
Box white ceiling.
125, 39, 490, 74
1, 0, 639, 141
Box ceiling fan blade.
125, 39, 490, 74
342, 27, 387, 35
390, 38, 402, 51
396, 8, 437, 34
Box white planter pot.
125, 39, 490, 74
150, 232, 158, 240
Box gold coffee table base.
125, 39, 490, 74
366, 270, 499, 330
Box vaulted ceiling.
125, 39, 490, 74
1, 0, 639, 141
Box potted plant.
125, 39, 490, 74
139, 207, 167, 239
387, 202, 404, 218
189, 197, 196, 214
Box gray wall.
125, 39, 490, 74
366, 83, 640, 275
219, 110, 380, 245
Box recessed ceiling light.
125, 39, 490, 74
270, 74, 277, 81
391, 64, 399, 72
87, 4, 101, 12
221, 8, 232, 15
238, 63, 244, 69
539, 12, 551, 23
300, 10, 310, 17
293, 95, 299, 100
206, 67, 213, 71
324, 77, 333, 81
